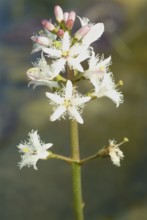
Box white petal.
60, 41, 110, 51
68, 58, 84, 72
50, 106, 66, 121
82, 23, 104, 46
46, 92, 64, 104
74, 96, 91, 105
76, 49, 90, 62
39, 151, 49, 159
104, 89, 123, 107
65, 80, 73, 100
69, 107, 84, 124
77, 16, 90, 26
29, 80, 59, 90
62, 32, 70, 52
43, 143, 53, 150
29, 131, 40, 148
69, 44, 81, 56
43, 48, 61, 58
88, 50, 98, 69
51, 58, 66, 75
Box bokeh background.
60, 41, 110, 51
0, 0, 147, 219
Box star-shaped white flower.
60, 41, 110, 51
43, 31, 90, 75
46, 80, 91, 124
17, 131, 53, 170
26, 54, 59, 89
108, 140, 124, 167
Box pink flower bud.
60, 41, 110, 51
54, 5, 64, 22
41, 19, 55, 31
31, 36, 50, 46
66, 11, 76, 30
74, 25, 91, 40
57, 29, 64, 37
63, 12, 69, 22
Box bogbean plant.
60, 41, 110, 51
17, 5, 128, 220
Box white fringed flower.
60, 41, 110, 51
43, 31, 90, 75
108, 140, 124, 166
46, 80, 91, 124
84, 51, 123, 107
26, 55, 59, 89
84, 51, 111, 91
18, 131, 53, 170
93, 72, 123, 107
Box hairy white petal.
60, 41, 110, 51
69, 107, 84, 124
50, 106, 66, 121
104, 90, 123, 107
65, 80, 73, 100
73, 96, 91, 105
43, 48, 61, 58
46, 92, 64, 104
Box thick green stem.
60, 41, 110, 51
70, 120, 84, 220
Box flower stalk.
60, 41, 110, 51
71, 120, 84, 220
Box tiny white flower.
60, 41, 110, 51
46, 80, 91, 124
27, 54, 59, 89
108, 140, 124, 166
43, 31, 90, 75
17, 131, 53, 170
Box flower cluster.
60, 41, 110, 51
27, 5, 123, 124
18, 5, 125, 169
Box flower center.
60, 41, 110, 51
23, 147, 30, 153
62, 51, 69, 58
63, 99, 71, 107
99, 66, 105, 72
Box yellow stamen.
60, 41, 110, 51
99, 66, 105, 71
63, 99, 70, 107
119, 80, 123, 86
124, 137, 129, 142
62, 51, 69, 57
23, 147, 30, 153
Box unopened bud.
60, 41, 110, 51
66, 11, 76, 29
74, 25, 91, 40
31, 36, 50, 46
57, 29, 64, 37
63, 12, 69, 22
54, 5, 64, 22
41, 19, 55, 31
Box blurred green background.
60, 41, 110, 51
0, 0, 147, 219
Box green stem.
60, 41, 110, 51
70, 120, 84, 220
